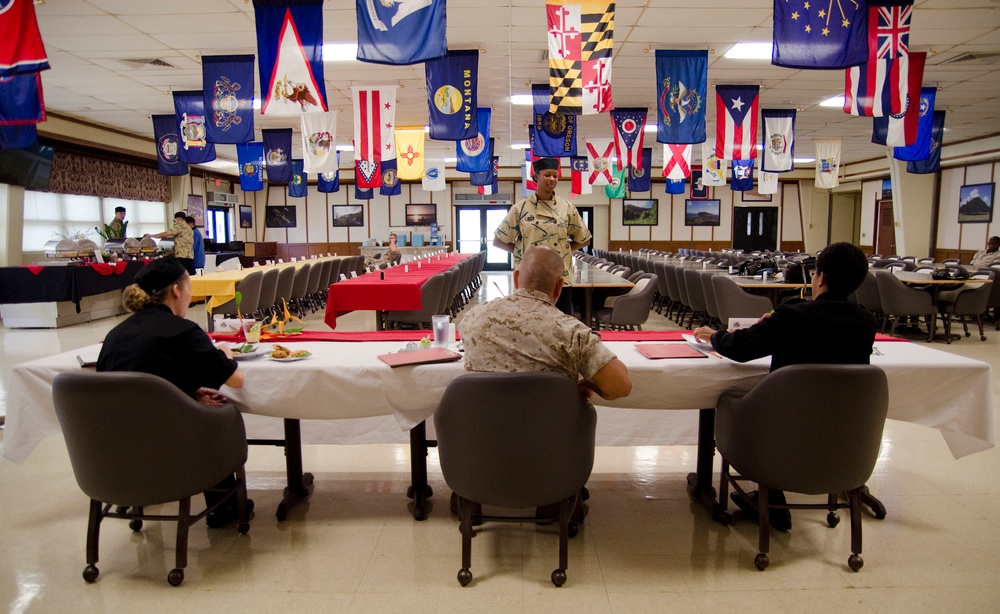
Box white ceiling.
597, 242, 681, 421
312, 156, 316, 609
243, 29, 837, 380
33, 0, 1000, 176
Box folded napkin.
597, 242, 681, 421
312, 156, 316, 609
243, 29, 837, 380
23, 265, 44, 275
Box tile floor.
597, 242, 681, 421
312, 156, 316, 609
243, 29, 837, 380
1, 271, 999, 613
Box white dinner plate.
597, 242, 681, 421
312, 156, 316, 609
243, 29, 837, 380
230, 344, 269, 360
267, 352, 312, 362
681, 334, 714, 350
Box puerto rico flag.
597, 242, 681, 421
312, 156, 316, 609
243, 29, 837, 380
0, 0, 49, 77
610, 107, 646, 171
173, 90, 216, 164
716, 85, 758, 160
353, 85, 397, 188
236, 141, 264, 191
152, 114, 189, 177
585, 138, 615, 186
253, 0, 327, 116
662, 144, 692, 180
547, 0, 614, 115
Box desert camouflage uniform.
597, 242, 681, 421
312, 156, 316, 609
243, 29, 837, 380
167, 220, 194, 259
494, 194, 591, 285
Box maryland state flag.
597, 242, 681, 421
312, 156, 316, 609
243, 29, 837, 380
236, 141, 264, 191
395, 128, 426, 181
253, 0, 327, 116
547, 0, 614, 115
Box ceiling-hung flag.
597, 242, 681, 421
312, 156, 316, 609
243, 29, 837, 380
527, 144, 564, 178
907, 111, 945, 175
356, 0, 446, 65
353, 85, 397, 188
731, 159, 754, 192
758, 171, 779, 195
201, 55, 255, 144
761, 109, 796, 173
547, 0, 614, 116
289, 159, 307, 198
522, 161, 536, 197
236, 142, 264, 191
262, 128, 293, 184
531, 84, 576, 158
0, 123, 37, 149
300, 111, 337, 174
380, 159, 401, 196
253, 0, 327, 116
355, 181, 373, 200
894, 87, 936, 161
628, 148, 652, 193
456, 108, 491, 173
395, 128, 425, 181
665, 177, 686, 195
662, 144, 692, 180
814, 139, 842, 189
604, 165, 626, 199
772, 0, 868, 69
423, 158, 446, 192
570, 156, 593, 196
716, 85, 759, 161
478, 156, 500, 196
690, 169, 706, 197
152, 115, 189, 177
844, 2, 912, 117
654, 50, 707, 145
425, 50, 478, 141
610, 108, 646, 171
585, 138, 614, 185
701, 140, 727, 187
872, 51, 926, 147
173, 90, 216, 164
317, 153, 341, 193
470, 138, 495, 186
0, 0, 49, 77
0, 72, 44, 125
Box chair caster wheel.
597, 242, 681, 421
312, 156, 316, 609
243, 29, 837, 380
848, 554, 864, 571
115, 505, 129, 515
82, 564, 99, 583
754, 553, 769, 571
128, 518, 143, 532
167, 568, 184, 586
457, 568, 472, 586
551, 569, 567, 587
568, 523, 579, 538
827, 512, 840, 527
237, 521, 250, 535
713, 510, 732, 526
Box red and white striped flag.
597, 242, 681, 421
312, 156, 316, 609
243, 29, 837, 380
715, 85, 758, 160
353, 85, 396, 188
661, 144, 692, 180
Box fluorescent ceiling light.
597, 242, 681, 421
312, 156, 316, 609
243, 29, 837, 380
644, 124, 657, 133
794, 157, 815, 164
511, 143, 530, 150
445, 157, 457, 163
197, 159, 238, 172
820, 95, 845, 107
335, 144, 355, 152
509, 94, 533, 106
252, 99, 261, 110
323, 43, 357, 62
724, 42, 773, 60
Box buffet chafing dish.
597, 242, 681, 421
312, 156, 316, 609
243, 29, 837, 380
156, 237, 175, 254
138, 236, 159, 255
76, 239, 98, 258
43, 238, 80, 260
103, 237, 126, 254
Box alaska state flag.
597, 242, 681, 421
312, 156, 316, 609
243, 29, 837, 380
893, 87, 936, 161
317, 153, 341, 193
628, 148, 652, 193
761, 109, 795, 173
716, 85, 758, 160
173, 91, 216, 164
0, 0, 49, 77
253, 0, 327, 115
772, 0, 868, 69
356, 0, 447, 65
731, 159, 754, 192
655, 50, 707, 145
262, 128, 293, 184
0, 72, 44, 125
236, 141, 264, 191
611, 108, 646, 171
907, 111, 945, 174
531, 84, 576, 158
201, 55, 255, 144
456, 108, 491, 173
152, 115, 189, 177
425, 50, 478, 140
289, 159, 307, 198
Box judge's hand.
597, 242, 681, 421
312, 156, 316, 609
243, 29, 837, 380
195, 387, 229, 406
693, 326, 716, 345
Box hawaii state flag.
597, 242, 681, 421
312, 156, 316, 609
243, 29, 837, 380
0, 72, 44, 125
772, 0, 868, 69
356, 0, 447, 65
907, 111, 945, 174
731, 159, 754, 192
422, 157, 446, 192
395, 128, 426, 180
547, 0, 614, 115
289, 159, 307, 198
236, 141, 264, 191
585, 138, 615, 186
456, 108, 491, 173
531, 84, 576, 157
425, 50, 478, 141
262, 128, 293, 184
894, 87, 936, 161
380, 158, 401, 196
761, 109, 795, 173
716, 85, 758, 160
253, 0, 327, 115
201, 55, 255, 144
317, 153, 340, 193
872, 52, 926, 147
662, 144, 692, 180
152, 114, 189, 177
353, 85, 397, 188
628, 148, 652, 192
610, 107, 646, 171
814, 139, 842, 189
0, 0, 49, 77
570, 156, 592, 196
844, 2, 912, 117
655, 50, 707, 145
701, 140, 726, 187
173, 90, 216, 164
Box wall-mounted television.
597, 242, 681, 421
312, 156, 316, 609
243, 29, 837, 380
405, 203, 437, 226
622, 199, 658, 226
0, 144, 54, 190
685, 199, 721, 226
332, 204, 364, 227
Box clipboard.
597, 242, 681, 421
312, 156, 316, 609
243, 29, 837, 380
634, 343, 707, 359
378, 347, 462, 368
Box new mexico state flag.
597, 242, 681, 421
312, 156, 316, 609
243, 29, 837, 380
394, 128, 426, 180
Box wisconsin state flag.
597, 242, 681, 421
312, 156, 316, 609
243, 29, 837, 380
236, 141, 264, 191
547, 0, 614, 115
395, 128, 426, 181
253, 0, 327, 115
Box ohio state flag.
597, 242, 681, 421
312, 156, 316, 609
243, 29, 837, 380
610, 107, 646, 171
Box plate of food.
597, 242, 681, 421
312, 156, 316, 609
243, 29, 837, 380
228, 343, 268, 360
267, 344, 312, 362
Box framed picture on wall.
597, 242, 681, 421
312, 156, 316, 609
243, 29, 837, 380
265, 205, 296, 228
186, 194, 205, 227
239, 205, 253, 228
623, 199, 658, 226
685, 199, 721, 226
958, 182, 994, 224
741, 188, 772, 202
405, 203, 437, 225
332, 204, 364, 227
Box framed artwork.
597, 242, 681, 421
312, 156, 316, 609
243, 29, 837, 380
186, 194, 205, 227
685, 199, 721, 226
689, 169, 708, 199
958, 183, 994, 224
332, 204, 364, 227
238, 205, 253, 228
405, 203, 437, 225
741, 188, 772, 202
622, 199, 658, 226
265, 205, 297, 228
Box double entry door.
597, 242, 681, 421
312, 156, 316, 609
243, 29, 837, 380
455, 206, 511, 271
732, 206, 778, 252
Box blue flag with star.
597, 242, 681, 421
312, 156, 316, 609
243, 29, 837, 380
655, 50, 707, 144
772, 0, 868, 69
894, 87, 936, 162
907, 111, 945, 175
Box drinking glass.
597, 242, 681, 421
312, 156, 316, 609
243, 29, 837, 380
432, 315, 450, 348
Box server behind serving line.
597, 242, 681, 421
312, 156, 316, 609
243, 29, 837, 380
146, 212, 195, 274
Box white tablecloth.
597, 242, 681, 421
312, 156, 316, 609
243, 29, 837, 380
4, 341, 994, 463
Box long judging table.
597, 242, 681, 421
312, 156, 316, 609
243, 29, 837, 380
6, 334, 994, 521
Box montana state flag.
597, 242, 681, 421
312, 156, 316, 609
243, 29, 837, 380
395, 128, 425, 181
0, 0, 49, 77
547, 0, 614, 115
253, 0, 327, 115
425, 50, 478, 141
236, 141, 264, 191
201, 55, 255, 144
289, 159, 307, 198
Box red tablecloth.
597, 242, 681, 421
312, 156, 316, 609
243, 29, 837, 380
323, 253, 473, 329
